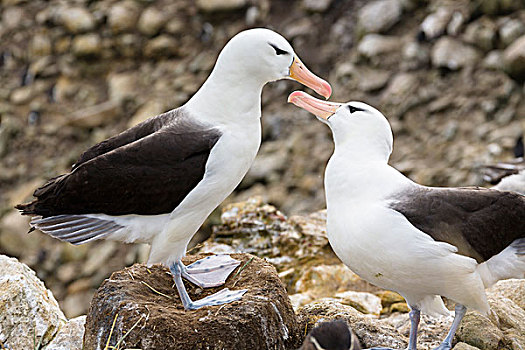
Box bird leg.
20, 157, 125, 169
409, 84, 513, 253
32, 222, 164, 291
407, 307, 420, 350
433, 304, 466, 350
180, 255, 242, 288
169, 261, 247, 310
364, 306, 420, 350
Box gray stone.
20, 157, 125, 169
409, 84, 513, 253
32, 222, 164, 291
447, 11, 466, 36
358, 34, 401, 58
108, 1, 140, 33
355, 67, 391, 92
196, 0, 247, 12
144, 35, 178, 58
108, 72, 139, 103
66, 101, 121, 128
420, 7, 452, 40
453, 342, 481, 350
302, 0, 332, 12
138, 7, 166, 36
9, 86, 34, 105
358, 0, 403, 34
128, 99, 167, 128
30, 33, 52, 57
478, 0, 523, 15
334, 291, 383, 316
44, 316, 85, 350
402, 41, 430, 69
0, 255, 66, 349
483, 50, 504, 70
72, 34, 102, 57
57, 7, 95, 34
488, 279, 525, 310
499, 18, 525, 47
463, 18, 496, 52
114, 33, 142, 58
431, 37, 482, 70
503, 34, 525, 80
456, 311, 504, 350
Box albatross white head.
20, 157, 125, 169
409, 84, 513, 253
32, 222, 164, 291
288, 91, 393, 163
187, 29, 331, 121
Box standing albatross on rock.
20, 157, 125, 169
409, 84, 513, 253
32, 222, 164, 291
288, 91, 525, 350
16, 28, 331, 310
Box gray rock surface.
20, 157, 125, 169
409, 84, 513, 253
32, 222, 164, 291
0, 255, 66, 349
44, 316, 86, 350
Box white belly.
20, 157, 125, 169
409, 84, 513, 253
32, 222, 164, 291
148, 121, 262, 265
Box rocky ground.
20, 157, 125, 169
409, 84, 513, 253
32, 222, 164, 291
0, 0, 524, 333
1, 200, 525, 349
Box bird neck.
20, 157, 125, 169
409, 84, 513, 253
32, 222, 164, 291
185, 65, 265, 126
331, 132, 392, 164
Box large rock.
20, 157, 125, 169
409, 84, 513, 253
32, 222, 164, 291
83, 254, 301, 350
431, 37, 481, 70
0, 255, 66, 349
503, 34, 525, 80
455, 279, 525, 350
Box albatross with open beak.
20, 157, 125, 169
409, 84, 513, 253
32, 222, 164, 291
16, 29, 331, 310
288, 91, 525, 350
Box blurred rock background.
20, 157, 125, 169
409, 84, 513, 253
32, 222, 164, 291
0, 0, 524, 319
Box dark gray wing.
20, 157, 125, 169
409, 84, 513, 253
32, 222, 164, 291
389, 186, 525, 262
17, 111, 221, 216
72, 110, 171, 169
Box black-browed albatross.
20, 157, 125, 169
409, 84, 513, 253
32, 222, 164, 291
16, 28, 332, 310
288, 91, 525, 350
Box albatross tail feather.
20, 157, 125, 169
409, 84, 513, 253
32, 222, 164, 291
30, 215, 124, 245
478, 238, 525, 289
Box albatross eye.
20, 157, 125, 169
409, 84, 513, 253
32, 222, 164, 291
348, 105, 366, 114
269, 43, 288, 56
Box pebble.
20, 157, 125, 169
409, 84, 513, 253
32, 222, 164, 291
144, 35, 178, 58
108, 1, 140, 33
72, 33, 102, 57
431, 36, 482, 70
499, 18, 525, 47
503, 34, 525, 80
138, 7, 166, 36
358, 0, 403, 34
57, 7, 95, 34
358, 34, 401, 58
196, 0, 247, 12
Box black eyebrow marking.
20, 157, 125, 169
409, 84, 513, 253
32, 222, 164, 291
269, 43, 288, 55
348, 105, 366, 114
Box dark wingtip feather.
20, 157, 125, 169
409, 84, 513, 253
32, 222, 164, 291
14, 201, 37, 216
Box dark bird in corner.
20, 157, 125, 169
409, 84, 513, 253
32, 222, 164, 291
299, 320, 361, 350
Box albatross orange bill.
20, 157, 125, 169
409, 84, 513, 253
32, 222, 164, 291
288, 90, 342, 119
287, 60, 332, 99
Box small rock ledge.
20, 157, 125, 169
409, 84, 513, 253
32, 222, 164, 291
83, 254, 301, 350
